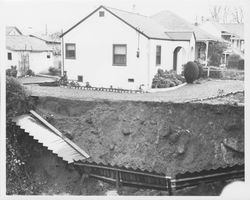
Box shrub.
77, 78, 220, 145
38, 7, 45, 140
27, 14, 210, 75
6, 77, 37, 194
183, 61, 199, 83
194, 60, 203, 79
26, 69, 35, 76
227, 54, 241, 69
151, 69, 185, 88
208, 42, 228, 66
6, 77, 35, 120
48, 66, 61, 76
69, 81, 80, 87
6, 66, 17, 77
238, 59, 244, 70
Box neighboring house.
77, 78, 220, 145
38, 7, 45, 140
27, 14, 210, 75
61, 6, 196, 90
199, 21, 244, 64
151, 11, 224, 66
6, 26, 54, 76
29, 34, 62, 69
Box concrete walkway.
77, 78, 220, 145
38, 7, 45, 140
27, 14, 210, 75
25, 79, 244, 103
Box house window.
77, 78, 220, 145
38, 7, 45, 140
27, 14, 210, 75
78, 75, 83, 82
47, 53, 51, 59
65, 43, 76, 59
156, 45, 161, 65
8, 52, 12, 60
128, 78, 134, 82
113, 44, 127, 66
99, 11, 105, 17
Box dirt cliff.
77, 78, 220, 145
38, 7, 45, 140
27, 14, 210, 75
36, 97, 244, 176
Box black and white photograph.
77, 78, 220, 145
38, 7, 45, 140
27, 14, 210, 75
0, 0, 249, 198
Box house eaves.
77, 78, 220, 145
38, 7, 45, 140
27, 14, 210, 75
60, 5, 192, 42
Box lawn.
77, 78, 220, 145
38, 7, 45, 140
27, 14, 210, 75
24, 79, 244, 104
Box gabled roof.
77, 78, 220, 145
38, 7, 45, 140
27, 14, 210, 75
61, 5, 193, 41
165, 31, 194, 40
151, 10, 222, 42
30, 34, 61, 44
221, 23, 244, 39
6, 26, 22, 35
6, 35, 53, 52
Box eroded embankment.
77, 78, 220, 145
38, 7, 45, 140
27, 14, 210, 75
36, 97, 244, 177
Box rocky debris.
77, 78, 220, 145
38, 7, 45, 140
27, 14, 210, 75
122, 129, 132, 136
177, 143, 185, 154
150, 120, 157, 125
109, 144, 115, 151
224, 123, 242, 131
85, 117, 93, 124
223, 138, 244, 153
90, 128, 99, 135
63, 132, 74, 140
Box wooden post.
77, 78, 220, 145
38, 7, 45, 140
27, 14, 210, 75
205, 41, 209, 67
167, 179, 172, 196
61, 29, 64, 77
116, 170, 120, 195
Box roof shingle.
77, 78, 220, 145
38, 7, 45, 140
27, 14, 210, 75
6, 35, 53, 51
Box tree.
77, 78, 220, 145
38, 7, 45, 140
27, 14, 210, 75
208, 42, 228, 66
6, 77, 36, 194
209, 5, 244, 23
232, 7, 243, 23
209, 6, 222, 22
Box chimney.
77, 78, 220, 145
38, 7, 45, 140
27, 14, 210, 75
132, 4, 136, 13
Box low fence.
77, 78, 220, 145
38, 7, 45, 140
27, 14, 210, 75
202, 68, 244, 80
74, 160, 171, 194
59, 85, 147, 94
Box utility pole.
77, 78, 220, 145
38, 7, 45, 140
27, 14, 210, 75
45, 24, 48, 35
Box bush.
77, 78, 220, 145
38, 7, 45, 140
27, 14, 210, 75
208, 42, 228, 66
194, 60, 203, 79
26, 69, 35, 76
6, 77, 35, 120
238, 59, 244, 70
151, 69, 185, 88
6, 66, 17, 77
48, 66, 61, 76
227, 54, 241, 69
6, 77, 37, 194
183, 61, 199, 83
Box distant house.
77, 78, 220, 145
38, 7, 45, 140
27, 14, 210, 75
60, 6, 196, 90
29, 34, 62, 69
151, 11, 225, 66
6, 26, 54, 76
199, 21, 244, 64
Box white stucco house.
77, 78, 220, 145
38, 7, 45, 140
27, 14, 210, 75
61, 6, 196, 90
6, 26, 54, 76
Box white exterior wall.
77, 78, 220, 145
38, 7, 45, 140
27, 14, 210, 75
63, 8, 195, 90
29, 52, 54, 74
63, 8, 149, 90
148, 34, 195, 84
6, 50, 19, 68
6, 50, 54, 75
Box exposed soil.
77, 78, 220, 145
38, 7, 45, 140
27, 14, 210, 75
36, 97, 244, 174
21, 96, 244, 195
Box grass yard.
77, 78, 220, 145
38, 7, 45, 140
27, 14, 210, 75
24, 79, 244, 104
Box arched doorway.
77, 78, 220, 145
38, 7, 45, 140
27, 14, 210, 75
173, 46, 186, 74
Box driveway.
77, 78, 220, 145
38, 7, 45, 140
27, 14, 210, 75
24, 79, 244, 103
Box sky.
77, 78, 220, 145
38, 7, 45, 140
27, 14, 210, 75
2, 0, 247, 35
